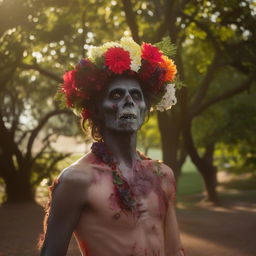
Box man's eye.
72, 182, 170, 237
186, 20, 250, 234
110, 92, 121, 99
132, 91, 142, 100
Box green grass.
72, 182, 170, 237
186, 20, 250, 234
181, 157, 198, 173
177, 172, 204, 195
177, 157, 204, 202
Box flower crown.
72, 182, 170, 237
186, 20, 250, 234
57, 37, 177, 119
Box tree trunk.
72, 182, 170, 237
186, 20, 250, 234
4, 176, 35, 203
201, 143, 218, 202
157, 110, 183, 180
2, 163, 35, 203
201, 166, 218, 203
183, 120, 219, 204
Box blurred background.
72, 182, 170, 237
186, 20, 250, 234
0, 0, 256, 255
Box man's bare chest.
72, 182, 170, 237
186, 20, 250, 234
83, 163, 168, 224
74, 160, 170, 256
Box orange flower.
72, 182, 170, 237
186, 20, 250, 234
159, 56, 177, 82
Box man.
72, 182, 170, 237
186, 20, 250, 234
39, 37, 185, 256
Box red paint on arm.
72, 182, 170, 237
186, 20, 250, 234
79, 240, 90, 256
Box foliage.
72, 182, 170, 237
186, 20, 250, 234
138, 113, 160, 155
154, 36, 176, 57
0, 0, 255, 203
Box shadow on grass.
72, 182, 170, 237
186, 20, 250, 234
176, 170, 256, 256
220, 175, 256, 190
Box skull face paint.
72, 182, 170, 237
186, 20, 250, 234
100, 78, 147, 133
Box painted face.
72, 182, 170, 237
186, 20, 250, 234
99, 78, 147, 133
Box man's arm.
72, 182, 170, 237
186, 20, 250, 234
161, 164, 185, 256
164, 200, 185, 256
40, 168, 87, 256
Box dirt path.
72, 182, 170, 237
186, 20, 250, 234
0, 201, 255, 256
178, 201, 256, 256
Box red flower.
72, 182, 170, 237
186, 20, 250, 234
81, 108, 90, 119
141, 43, 163, 64
76, 90, 87, 99
62, 70, 77, 107
63, 70, 76, 89
139, 60, 157, 80
104, 47, 131, 74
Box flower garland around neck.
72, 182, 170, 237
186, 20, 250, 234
91, 141, 147, 212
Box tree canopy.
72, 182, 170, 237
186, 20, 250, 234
0, 0, 255, 203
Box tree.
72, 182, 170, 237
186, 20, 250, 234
1, 0, 255, 204
0, 45, 73, 202
0, 1, 76, 202
138, 113, 161, 155
0, 0, 137, 203
119, 0, 256, 202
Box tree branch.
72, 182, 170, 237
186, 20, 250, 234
0, 111, 24, 169
81, 9, 86, 57
179, 12, 221, 53
32, 153, 71, 186
155, 0, 176, 41
121, 0, 140, 43
189, 54, 220, 117
31, 134, 55, 166
19, 63, 62, 83
194, 74, 256, 116
25, 109, 71, 162
16, 129, 31, 145
9, 90, 22, 139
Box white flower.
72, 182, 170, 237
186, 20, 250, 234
120, 37, 141, 72
155, 84, 177, 112
88, 46, 105, 61
88, 42, 121, 61
102, 41, 121, 50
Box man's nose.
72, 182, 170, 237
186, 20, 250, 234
123, 93, 134, 107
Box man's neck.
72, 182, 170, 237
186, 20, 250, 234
102, 130, 139, 169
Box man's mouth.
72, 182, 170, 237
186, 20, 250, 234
119, 113, 137, 120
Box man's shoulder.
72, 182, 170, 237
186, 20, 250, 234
146, 160, 176, 200
144, 159, 175, 179
57, 152, 98, 187
138, 151, 174, 176
158, 162, 175, 177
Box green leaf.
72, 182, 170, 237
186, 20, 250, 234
154, 37, 176, 57
54, 87, 67, 109
173, 75, 186, 90
94, 56, 105, 68
112, 171, 123, 185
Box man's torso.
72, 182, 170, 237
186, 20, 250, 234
57, 152, 175, 256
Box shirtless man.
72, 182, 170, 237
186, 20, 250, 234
39, 37, 185, 256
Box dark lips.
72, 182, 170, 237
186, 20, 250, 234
119, 113, 137, 120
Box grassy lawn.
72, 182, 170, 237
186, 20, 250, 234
178, 157, 204, 195
177, 156, 256, 204
176, 157, 205, 205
